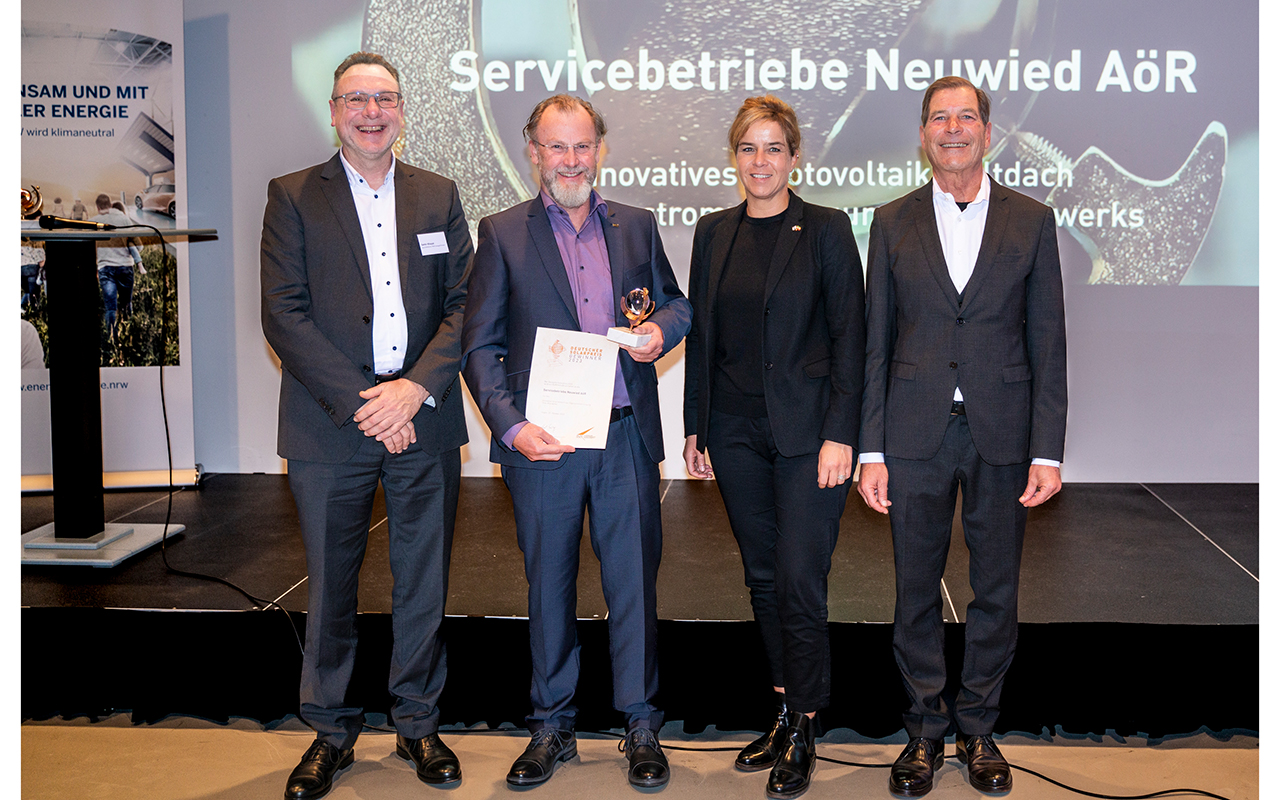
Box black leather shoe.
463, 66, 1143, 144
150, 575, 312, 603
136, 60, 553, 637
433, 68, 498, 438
396, 733, 462, 785
765, 711, 816, 799
507, 728, 577, 786
956, 733, 1012, 794
736, 703, 789, 772
285, 739, 354, 800
888, 737, 944, 798
620, 727, 669, 788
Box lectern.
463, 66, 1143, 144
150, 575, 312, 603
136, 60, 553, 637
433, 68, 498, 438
20, 226, 216, 566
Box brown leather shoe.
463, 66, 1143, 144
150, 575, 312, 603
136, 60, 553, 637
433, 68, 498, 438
284, 739, 354, 800
956, 733, 1012, 793
888, 737, 944, 797
396, 732, 462, 785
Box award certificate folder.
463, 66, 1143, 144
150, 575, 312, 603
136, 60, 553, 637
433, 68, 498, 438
524, 327, 619, 450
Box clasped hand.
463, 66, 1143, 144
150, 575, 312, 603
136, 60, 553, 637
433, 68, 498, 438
354, 378, 428, 454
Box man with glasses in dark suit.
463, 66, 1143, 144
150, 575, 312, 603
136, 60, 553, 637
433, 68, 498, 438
261, 51, 472, 800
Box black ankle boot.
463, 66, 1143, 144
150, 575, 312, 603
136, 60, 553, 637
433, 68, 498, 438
765, 711, 815, 799
735, 695, 789, 771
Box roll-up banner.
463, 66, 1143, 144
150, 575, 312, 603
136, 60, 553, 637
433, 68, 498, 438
20, 0, 195, 489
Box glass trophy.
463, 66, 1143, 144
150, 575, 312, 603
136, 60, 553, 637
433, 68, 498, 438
606, 287, 654, 347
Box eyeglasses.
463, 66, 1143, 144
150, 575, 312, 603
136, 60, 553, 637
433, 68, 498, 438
332, 91, 403, 109
531, 139, 599, 158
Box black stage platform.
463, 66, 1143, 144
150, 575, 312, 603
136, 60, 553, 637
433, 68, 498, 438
21, 476, 1258, 737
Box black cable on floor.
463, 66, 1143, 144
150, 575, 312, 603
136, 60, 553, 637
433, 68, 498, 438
350, 726, 1236, 797
572, 729, 1239, 799
152, 381, 305, 656
815, 753, 898, 768
128, 223, 305, 657
1007, 762, 1232, 800
811, 748, 1234, 799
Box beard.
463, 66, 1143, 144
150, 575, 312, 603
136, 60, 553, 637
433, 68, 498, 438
540, 164, 596, 210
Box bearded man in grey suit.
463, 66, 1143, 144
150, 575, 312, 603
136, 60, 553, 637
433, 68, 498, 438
858, 76, 1067, 798
261, 51, 471, 800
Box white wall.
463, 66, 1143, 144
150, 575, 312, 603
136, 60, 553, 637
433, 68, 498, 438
187, 1, 358, 475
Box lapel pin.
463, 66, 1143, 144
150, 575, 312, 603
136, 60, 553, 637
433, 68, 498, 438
792, 225, 802, 232
612, 223, 620, 227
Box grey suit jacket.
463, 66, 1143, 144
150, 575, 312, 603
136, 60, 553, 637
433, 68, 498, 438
860, 179, 1067, 466
460, 197, 691, 469
261, 153, 472, 463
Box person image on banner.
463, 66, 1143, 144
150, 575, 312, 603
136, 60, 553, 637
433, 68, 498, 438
91, 193, 142, 342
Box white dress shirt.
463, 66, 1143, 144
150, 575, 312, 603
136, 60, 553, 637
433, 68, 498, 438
339, 150, 408, 376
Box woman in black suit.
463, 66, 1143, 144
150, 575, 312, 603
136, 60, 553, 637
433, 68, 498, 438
683, 96, 865, 800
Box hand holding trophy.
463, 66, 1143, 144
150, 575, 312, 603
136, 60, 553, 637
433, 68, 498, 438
606, 287, 654, 347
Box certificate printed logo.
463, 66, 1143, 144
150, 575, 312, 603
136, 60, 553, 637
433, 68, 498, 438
568, 345, 604, 364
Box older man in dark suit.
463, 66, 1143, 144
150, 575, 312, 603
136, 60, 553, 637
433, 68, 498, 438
261, 51, 471, 800
858, 75, 1067, 797
461, 94, 690, 791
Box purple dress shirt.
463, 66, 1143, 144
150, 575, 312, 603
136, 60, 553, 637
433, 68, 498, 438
501, 190, 631, 450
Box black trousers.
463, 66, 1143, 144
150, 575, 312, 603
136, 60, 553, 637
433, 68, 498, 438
502, 414, 663, 732
886, 413, 1028, 740
707, 408, 848, 712
288, 436, 460, 749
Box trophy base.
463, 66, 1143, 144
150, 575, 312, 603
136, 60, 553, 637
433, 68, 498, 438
606, 327, 651, 348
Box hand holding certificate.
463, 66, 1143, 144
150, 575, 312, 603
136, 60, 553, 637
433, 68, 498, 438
524, 327, 619, 450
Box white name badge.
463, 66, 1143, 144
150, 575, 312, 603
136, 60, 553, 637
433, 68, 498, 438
417, 231, 449, 255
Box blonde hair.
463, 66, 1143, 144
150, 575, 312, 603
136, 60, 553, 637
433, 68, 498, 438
728, 95, 800, 156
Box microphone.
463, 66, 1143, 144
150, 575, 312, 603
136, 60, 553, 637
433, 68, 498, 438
38, 215, 115, 231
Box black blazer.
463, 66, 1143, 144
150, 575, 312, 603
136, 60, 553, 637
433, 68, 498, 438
683, 191, 865, 457
461, 197, 692, 469
261, 153, 472, 462
859, 179, 1067, 465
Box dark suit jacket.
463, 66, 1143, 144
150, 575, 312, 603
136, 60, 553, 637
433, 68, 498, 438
860, 179, 1067, 466
460, 197, 692, 469
683, 191, 865, 457
261, 153, 472, 463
